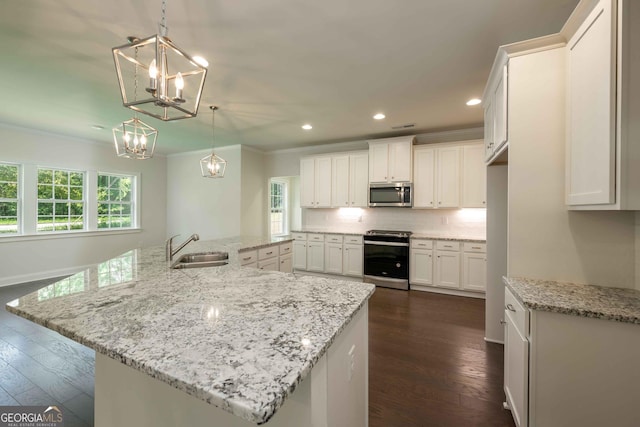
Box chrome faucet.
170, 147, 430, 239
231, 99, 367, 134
166, 234, 200, 261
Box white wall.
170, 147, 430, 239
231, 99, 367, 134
0, 124, 167, 286
166, 145, 242, 240
240, 146, 265, 236
508, 48, 636, 288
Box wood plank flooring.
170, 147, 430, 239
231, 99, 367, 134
1, 279, 515, 426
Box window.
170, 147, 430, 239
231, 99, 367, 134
37, 168, 85, 232
97, 173, 134, 229
0, 163, 19, 234
270, 180, 287, 236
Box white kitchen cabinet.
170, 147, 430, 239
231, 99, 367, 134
324, 242, 343, 275
409, 240, 433, 286
434, 242, 460, 289
436, 147, 460, 208
331, 151, 369, 208
343, 243, 363, 277
300, 156, 332, 208
462, 144, 487, 208
279, 254, 293, 273
293, 240, 307, 270
368, 136, 414, 183
412, 148, 435, 208
306, 240, 325, 272
484, 97, 495, 160
239, 250, 258, 267
483, 57, 509, 163
258, 258, 279, 271
462, 252, 486, 293
493, 66, 508, 153
565, 0, 640, 210
503, 287, 529, 427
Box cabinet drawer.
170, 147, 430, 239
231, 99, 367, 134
505, 287, 529, 336
411, 239, 433, 249
292, 232, 307, 241
435, 241, 460, 251
279, 242, 293, 256
258, 245, 278, 260
238, 250, 257, 266
343, 235, 363, 244
463, 242, 486, 253
307, 233, 325, 242
325, 234, 343, 244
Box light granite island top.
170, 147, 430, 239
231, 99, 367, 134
504, 276, 640, 325
6, 237, 375, 425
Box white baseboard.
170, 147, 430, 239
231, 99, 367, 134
0, 264, 91, 288
484, 337, 505, 345
410, 284, 486, 299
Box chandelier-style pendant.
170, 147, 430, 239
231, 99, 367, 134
113, 35, 207, 121
200, 106, 226, 178
112, 117, 158, 160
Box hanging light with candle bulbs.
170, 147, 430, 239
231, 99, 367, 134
200, 106, 227, 178
112, 0, 208, 121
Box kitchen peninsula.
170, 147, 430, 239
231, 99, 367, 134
6, 237, 375, 426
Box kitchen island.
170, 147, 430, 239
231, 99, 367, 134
6, 237, 375, 426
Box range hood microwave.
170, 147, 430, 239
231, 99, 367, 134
368, 183, 412, 207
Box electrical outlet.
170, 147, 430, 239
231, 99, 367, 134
347, 345, 355, 381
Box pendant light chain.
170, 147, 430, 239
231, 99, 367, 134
211, 106, 217, 152
159, 0, 168, 37
133, 46, 138, 118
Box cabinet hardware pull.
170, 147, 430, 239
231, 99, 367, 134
281, 260, 284, 264
243, 257, 252, 261
500, 320, 507, 325
506, 304, 516, 312
472, 246, 481, 249
266, 251, 273, 255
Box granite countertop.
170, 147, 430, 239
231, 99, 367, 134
5, 237, 375, 424
411, 233, 486, 243
504, 277, 640, 325
233, 235, 294, 253
291, 229, 363, 236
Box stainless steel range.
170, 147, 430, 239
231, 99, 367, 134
363, 230, 412, 290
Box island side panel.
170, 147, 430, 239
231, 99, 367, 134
94, 302, 369, 427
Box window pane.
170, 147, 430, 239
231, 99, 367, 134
69, 172, 83, 186
54, 170, 68, 185
97, 174, 135, 230
0, 165, 18, 182
55, 202, 68, 216
0, 182, 17, 199
38, 184, 52, 199
69, 186, 83, 201
54, 185, 68, 199
38, 169, 53, 184
38, 168, 84, 233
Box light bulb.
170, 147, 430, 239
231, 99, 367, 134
175, 72, 184, 99
208, 162, 214, 172
148, 59, 158, 91
123, 132, 130, 142
133, 135, 139, 147
140, 134, 147, 148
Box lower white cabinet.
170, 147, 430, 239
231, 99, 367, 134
324, 235, 344, 275
293, 236, 307, 271
306, 241, 325, 272
343, 243, 363, 277
435, 250, 460, 289
504, 287, 529, 427
409, 240, 433, 285
258, 258, 279, 271
462, 243, 487, 292
279, 254, 293, 273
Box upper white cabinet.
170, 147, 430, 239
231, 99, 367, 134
368, 136, 414, 183
566, 0, 640, 210
331, 152, 368, 208
484, 58, 509, 162
300, 156, 332, 208
413, 141, 485, 209
462, 144, 487, 208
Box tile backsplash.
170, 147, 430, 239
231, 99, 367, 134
301, 207, 486, 238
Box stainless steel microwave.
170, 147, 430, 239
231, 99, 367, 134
368, 183, 412, 207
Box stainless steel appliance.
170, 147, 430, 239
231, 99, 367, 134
368, 183, 412, 207
363, 230, 412, 290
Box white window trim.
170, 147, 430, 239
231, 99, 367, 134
269, 178, 288, 237
0, 162, 21, 235
35, 166, 87, 233
96, 172, 139, 230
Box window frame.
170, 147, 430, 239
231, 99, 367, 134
97, 172, 137, 230
0, 162, 21, 235
36, 167, 86, 233
269, 179, 288, 237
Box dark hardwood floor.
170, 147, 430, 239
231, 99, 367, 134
1, 279, 514, 426
369, 287, 515, 427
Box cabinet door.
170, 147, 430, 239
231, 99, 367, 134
332, 155, 350, 207
315, 157, 332, 207
409, 249, 433, 285
324, 243, 343, 275
388, 141, 412, 182
462, 252, 486, 292
493, 65, 508, 152
504, 312, 529, 427
436, 147, 460, 208
279, 254, 293, 273
258, 258, 279, 271
300, 157, 315, 207
293, 241, 307, 270
484, 97, 495, 160
413, 148, 436, 208
566, 0, 616, 206
462, 144, 487, 208
349, 153, 369, 207
306, 242, 325, 272
369, 143, 389, 183
343, 244, 363, 277
434, 250, 460, 289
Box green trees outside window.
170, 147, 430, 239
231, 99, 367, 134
0, 164, 19, 234
270, 180, 286, 236
37, 168, 85, 232
97, 174, 134, 229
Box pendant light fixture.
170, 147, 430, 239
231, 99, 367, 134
112, 45, 158, 159
112, 0, 208, 121
200, 106, 227, 178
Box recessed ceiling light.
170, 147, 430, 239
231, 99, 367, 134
466, 98, 482, 106
373, 113, 386, 120
302, 124, 312, 130
91, 125, 104, 130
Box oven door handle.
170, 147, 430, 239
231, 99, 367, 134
364, 240, 409, 247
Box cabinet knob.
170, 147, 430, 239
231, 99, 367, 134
384, 176, 387, 180
500, 320, 507, 325
438, 201, 441, 204
506, 303, 516, 312
483, 201, 486, 204
391, 176, 394, 179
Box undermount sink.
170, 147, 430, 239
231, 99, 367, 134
171, 251, 229, 269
